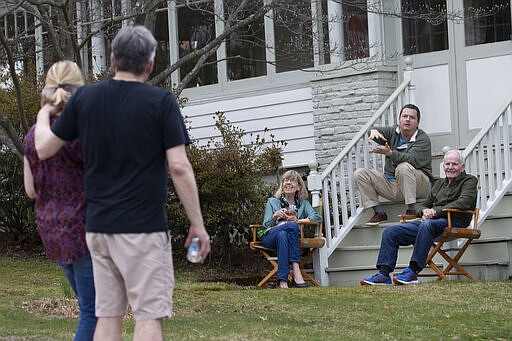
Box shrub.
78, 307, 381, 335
167, 112, 286, 264
0, 152, 39, 245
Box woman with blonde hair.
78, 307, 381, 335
259, 170, 322, 288
23, 60, 96, 340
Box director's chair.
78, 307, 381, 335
401, 206, 480, 280
249, 221, 324, 287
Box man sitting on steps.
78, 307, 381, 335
360, 150, 478, 285
354, 104, 434, 226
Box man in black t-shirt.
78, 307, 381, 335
35, 25, 210, 341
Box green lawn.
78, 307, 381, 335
1, 256, 511, 340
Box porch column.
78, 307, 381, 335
327, 0, 344, 63
90, 0, 107, 75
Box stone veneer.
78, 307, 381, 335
310, 69, 397, 172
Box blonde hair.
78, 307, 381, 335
274, 170, 309, 200
41, 61, 84, 110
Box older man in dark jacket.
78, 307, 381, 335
360, 150, 478, 285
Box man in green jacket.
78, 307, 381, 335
360, 150, 478, 285
354, 104, 434, 226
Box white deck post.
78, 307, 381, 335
404, 56, 416, 104
308, 161, 330, 286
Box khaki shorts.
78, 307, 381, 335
86, 231, 174, 320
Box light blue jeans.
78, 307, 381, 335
376, 218, 463, 271
59, 253, 97, 341
261, 222, 301, 281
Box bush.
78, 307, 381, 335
0, 152, 39, 245
167, 112, 285, 264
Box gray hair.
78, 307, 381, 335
111, 25, 157, 75
444, 149, 465, 165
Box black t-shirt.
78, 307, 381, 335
52, 79, 191, 233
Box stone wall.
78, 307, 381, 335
311, 70, 397, 171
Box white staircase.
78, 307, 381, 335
314, 83, 512, 286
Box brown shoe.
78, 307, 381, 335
366, 212, 388, 226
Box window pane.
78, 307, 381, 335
26, 12, 34, 36
464, 0, 511, 46
319, 0, 331, 65
153, 9, 170, 79
274, 1, 314, 73
16, 12, 24, 37
177, 2, 218, 87
225, 0, 267, 80
6, 14, 14, 39
401, 0, 448, 55
319, 0, 369, 64
343, 3, 369, 59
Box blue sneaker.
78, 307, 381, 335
393, 267, 419, 285
360, 272, 392, 286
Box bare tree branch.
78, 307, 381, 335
0, 27, 28, 134
0, 109, 23, 161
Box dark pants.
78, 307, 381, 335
376, 218, 463, 272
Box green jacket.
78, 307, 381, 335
417, 172, 478, 226
373, 126, 434, 183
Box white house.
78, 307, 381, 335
2, 0, 511, 285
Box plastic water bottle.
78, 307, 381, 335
187, 237, 201, 263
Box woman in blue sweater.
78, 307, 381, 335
260, 170, 322, 288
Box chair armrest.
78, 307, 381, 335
399, 214, 417, 223
442, 208, 476, 214
442, 208, 479, 229
299, 221, 323, 239
249, 224, 262, 243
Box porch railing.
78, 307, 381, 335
463, 98, 512, 225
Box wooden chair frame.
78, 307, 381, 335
249, 222, 324, 287
401, 207, 480, 280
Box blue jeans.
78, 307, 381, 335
60, 253, 97, 341
376, 218, 464, 271
261, 222, 301, 281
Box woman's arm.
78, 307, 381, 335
262, 198, 281, 228
23, 157, 37, 199
297, 199, 322, 223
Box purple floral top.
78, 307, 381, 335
23, 116, 88, 264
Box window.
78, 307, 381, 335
153, 8, 170, 79
274, 1, 314, 72
464, 0, 511, 46
401, 0, 449, 55
318, 0, 368, 64
0, 11, 37, 73
225, 0, 267, 80
177, 1, 218, 87
343, 2, 369, 60
318, 0, 331, 65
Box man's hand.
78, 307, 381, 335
422, 208, 436, 220
185, 226, 211, 263
368, 129, 387, 145
34, 103, 66, 160
40, 103, 60, 116
370, 143, 392, 157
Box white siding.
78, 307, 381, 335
182, 87, 316, 168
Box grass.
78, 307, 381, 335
0, 255, 511, 340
